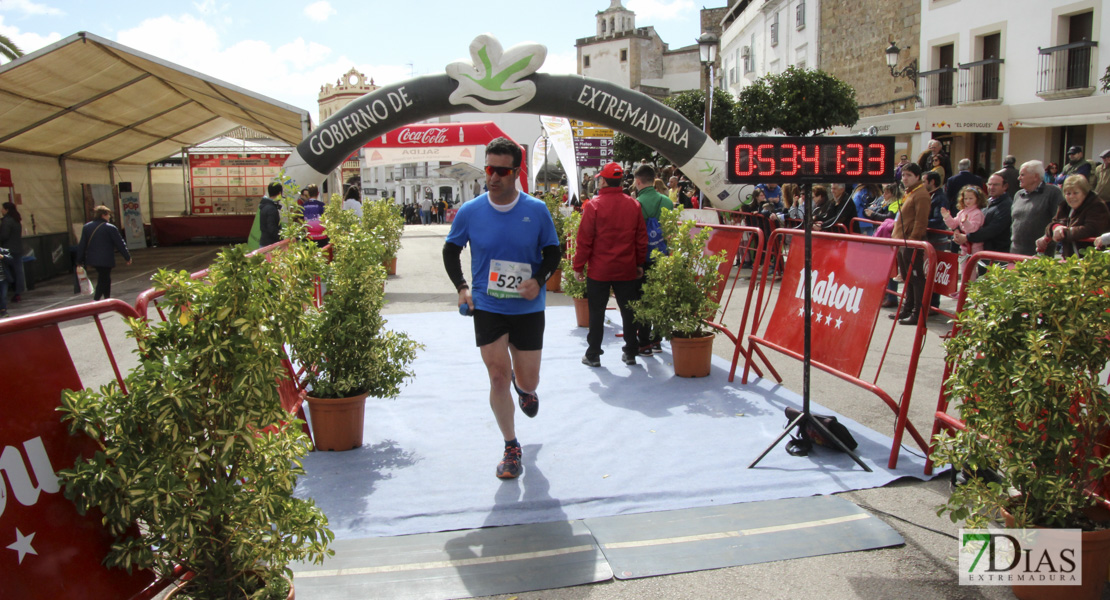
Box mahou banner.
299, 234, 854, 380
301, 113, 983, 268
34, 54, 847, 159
0, 325, 154, 599
764, 236, 895, 378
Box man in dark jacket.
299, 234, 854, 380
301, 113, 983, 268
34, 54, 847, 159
574, 162, 648, 368
955, 173, 1012, 254
998, 155, 1020, 199
945, 158, 983, 210
76, 205, 132, 300
259, 182, 283, 247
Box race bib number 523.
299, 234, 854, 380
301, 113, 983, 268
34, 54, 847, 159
488, 259, 532, 299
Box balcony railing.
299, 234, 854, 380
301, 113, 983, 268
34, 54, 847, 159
918, 67, 958, 108
958, 58, 1004, 103
1037, 40, 1099, 98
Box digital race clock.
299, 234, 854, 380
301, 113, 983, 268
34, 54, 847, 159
725, 136, 895, 184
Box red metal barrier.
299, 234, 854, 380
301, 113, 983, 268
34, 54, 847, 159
924, 250, 1036, 476
694, 224, 775, 382
742, 229, 937, 469
133, 238, 313, 443
0, 299, 176, 600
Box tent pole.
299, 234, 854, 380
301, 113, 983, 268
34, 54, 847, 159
108, 162, 120, 228
147, 163, 157, 246
181, 147, 190, 215
59, 156, 74, 243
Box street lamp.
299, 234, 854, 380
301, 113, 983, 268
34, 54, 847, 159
884, 41, 918, 88
698, 32, 719, 136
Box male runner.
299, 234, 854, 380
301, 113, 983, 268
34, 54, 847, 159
442, 137, 561, 479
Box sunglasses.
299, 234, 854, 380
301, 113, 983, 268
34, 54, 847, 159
484, 165, 517, 177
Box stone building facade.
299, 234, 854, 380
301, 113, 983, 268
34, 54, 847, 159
818, 0, 920, 119
576, 0, 706, 99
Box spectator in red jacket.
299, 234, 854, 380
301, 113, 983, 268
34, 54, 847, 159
573, 162, 648, 368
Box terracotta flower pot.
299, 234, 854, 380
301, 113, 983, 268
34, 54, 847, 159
384, 256, 397, 276
306, 392, 367, 451
546, 268, 562, 292
670, 333, 714, 377
1003, 508, 1110, 600
573, 297, 589, 327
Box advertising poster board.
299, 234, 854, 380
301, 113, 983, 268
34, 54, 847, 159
189, 154, 285, 215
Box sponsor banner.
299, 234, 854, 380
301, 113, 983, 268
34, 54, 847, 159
764, 236, 895, 378
540, 116, 579, 204
362, 146, 476, 168
284, 34, 739, 208
934, 250, 959, 296
529, 136, 548, 193
959, 529, 1081, 586
363, 121, 509, 148
0, 325, 154, 599
120, 191, 146, 249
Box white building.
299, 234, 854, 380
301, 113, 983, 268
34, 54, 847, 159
358, 113, 543, 206
576, 0, 703, 98
843, 0, 1109, 177
719, 0, 817, 97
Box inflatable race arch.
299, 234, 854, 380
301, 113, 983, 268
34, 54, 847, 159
283, 34, 742, 208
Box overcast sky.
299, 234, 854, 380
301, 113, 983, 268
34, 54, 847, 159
1, 0, 704, 113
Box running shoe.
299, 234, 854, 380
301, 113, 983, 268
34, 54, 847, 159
582, 355, 601, 367
510, 372, 538, 418
496, 445, 522, 479
651, 341, 663, 353
638, 345, 653, 356
621, 351, 637, 365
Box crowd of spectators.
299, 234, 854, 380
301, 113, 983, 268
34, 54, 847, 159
724, 141, 1110, 322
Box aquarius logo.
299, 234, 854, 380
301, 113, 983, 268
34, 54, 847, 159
447, 34, 546, 113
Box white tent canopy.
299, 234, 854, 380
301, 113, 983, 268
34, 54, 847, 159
0, 32, 311, 235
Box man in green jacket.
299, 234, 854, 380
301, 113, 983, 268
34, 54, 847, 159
632, 164, 673, 355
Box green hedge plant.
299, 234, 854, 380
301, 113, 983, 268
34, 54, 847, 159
288, 198, 421, 399
57, 245, 333, 600
630, 208, 724, 338
932, 252, 1110, 529
561, 210, 587, 299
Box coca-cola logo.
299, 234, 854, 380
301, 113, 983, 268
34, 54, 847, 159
397, 127, 449, 145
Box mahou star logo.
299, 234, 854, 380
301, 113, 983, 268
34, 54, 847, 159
446, 34, 546, 113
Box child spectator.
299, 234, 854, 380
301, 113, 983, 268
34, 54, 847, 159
941, 185, 988, 280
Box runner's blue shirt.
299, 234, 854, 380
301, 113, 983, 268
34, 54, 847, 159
446, 192, 560, 315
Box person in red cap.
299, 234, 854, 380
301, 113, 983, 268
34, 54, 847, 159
573, 162, 649, 367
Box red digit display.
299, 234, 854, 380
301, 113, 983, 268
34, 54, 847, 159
756, 144, 775, 175
734, 144, 754, 176
781, 144, 799, 176
725, 136, 893, 183
799, 144, 819, 175
867, 143, 886, 175
845, 143, 864, 176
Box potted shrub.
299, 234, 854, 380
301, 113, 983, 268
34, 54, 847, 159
56, 244, 333, 600
361, 197, 404, 275
932, 252, 1110, 599
630, 208, 725, 377
543, 190, 568, 292
560, 210, 589, 327
288, 198, 421, 451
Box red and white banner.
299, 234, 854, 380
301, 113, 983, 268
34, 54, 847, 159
763, 236, 895, 378
0, 325, 154, 599
933, 250, 959, 296
540, 116, 580, 203
362, 146, 476, 167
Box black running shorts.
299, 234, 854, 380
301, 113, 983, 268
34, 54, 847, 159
473, 310, 545, 350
